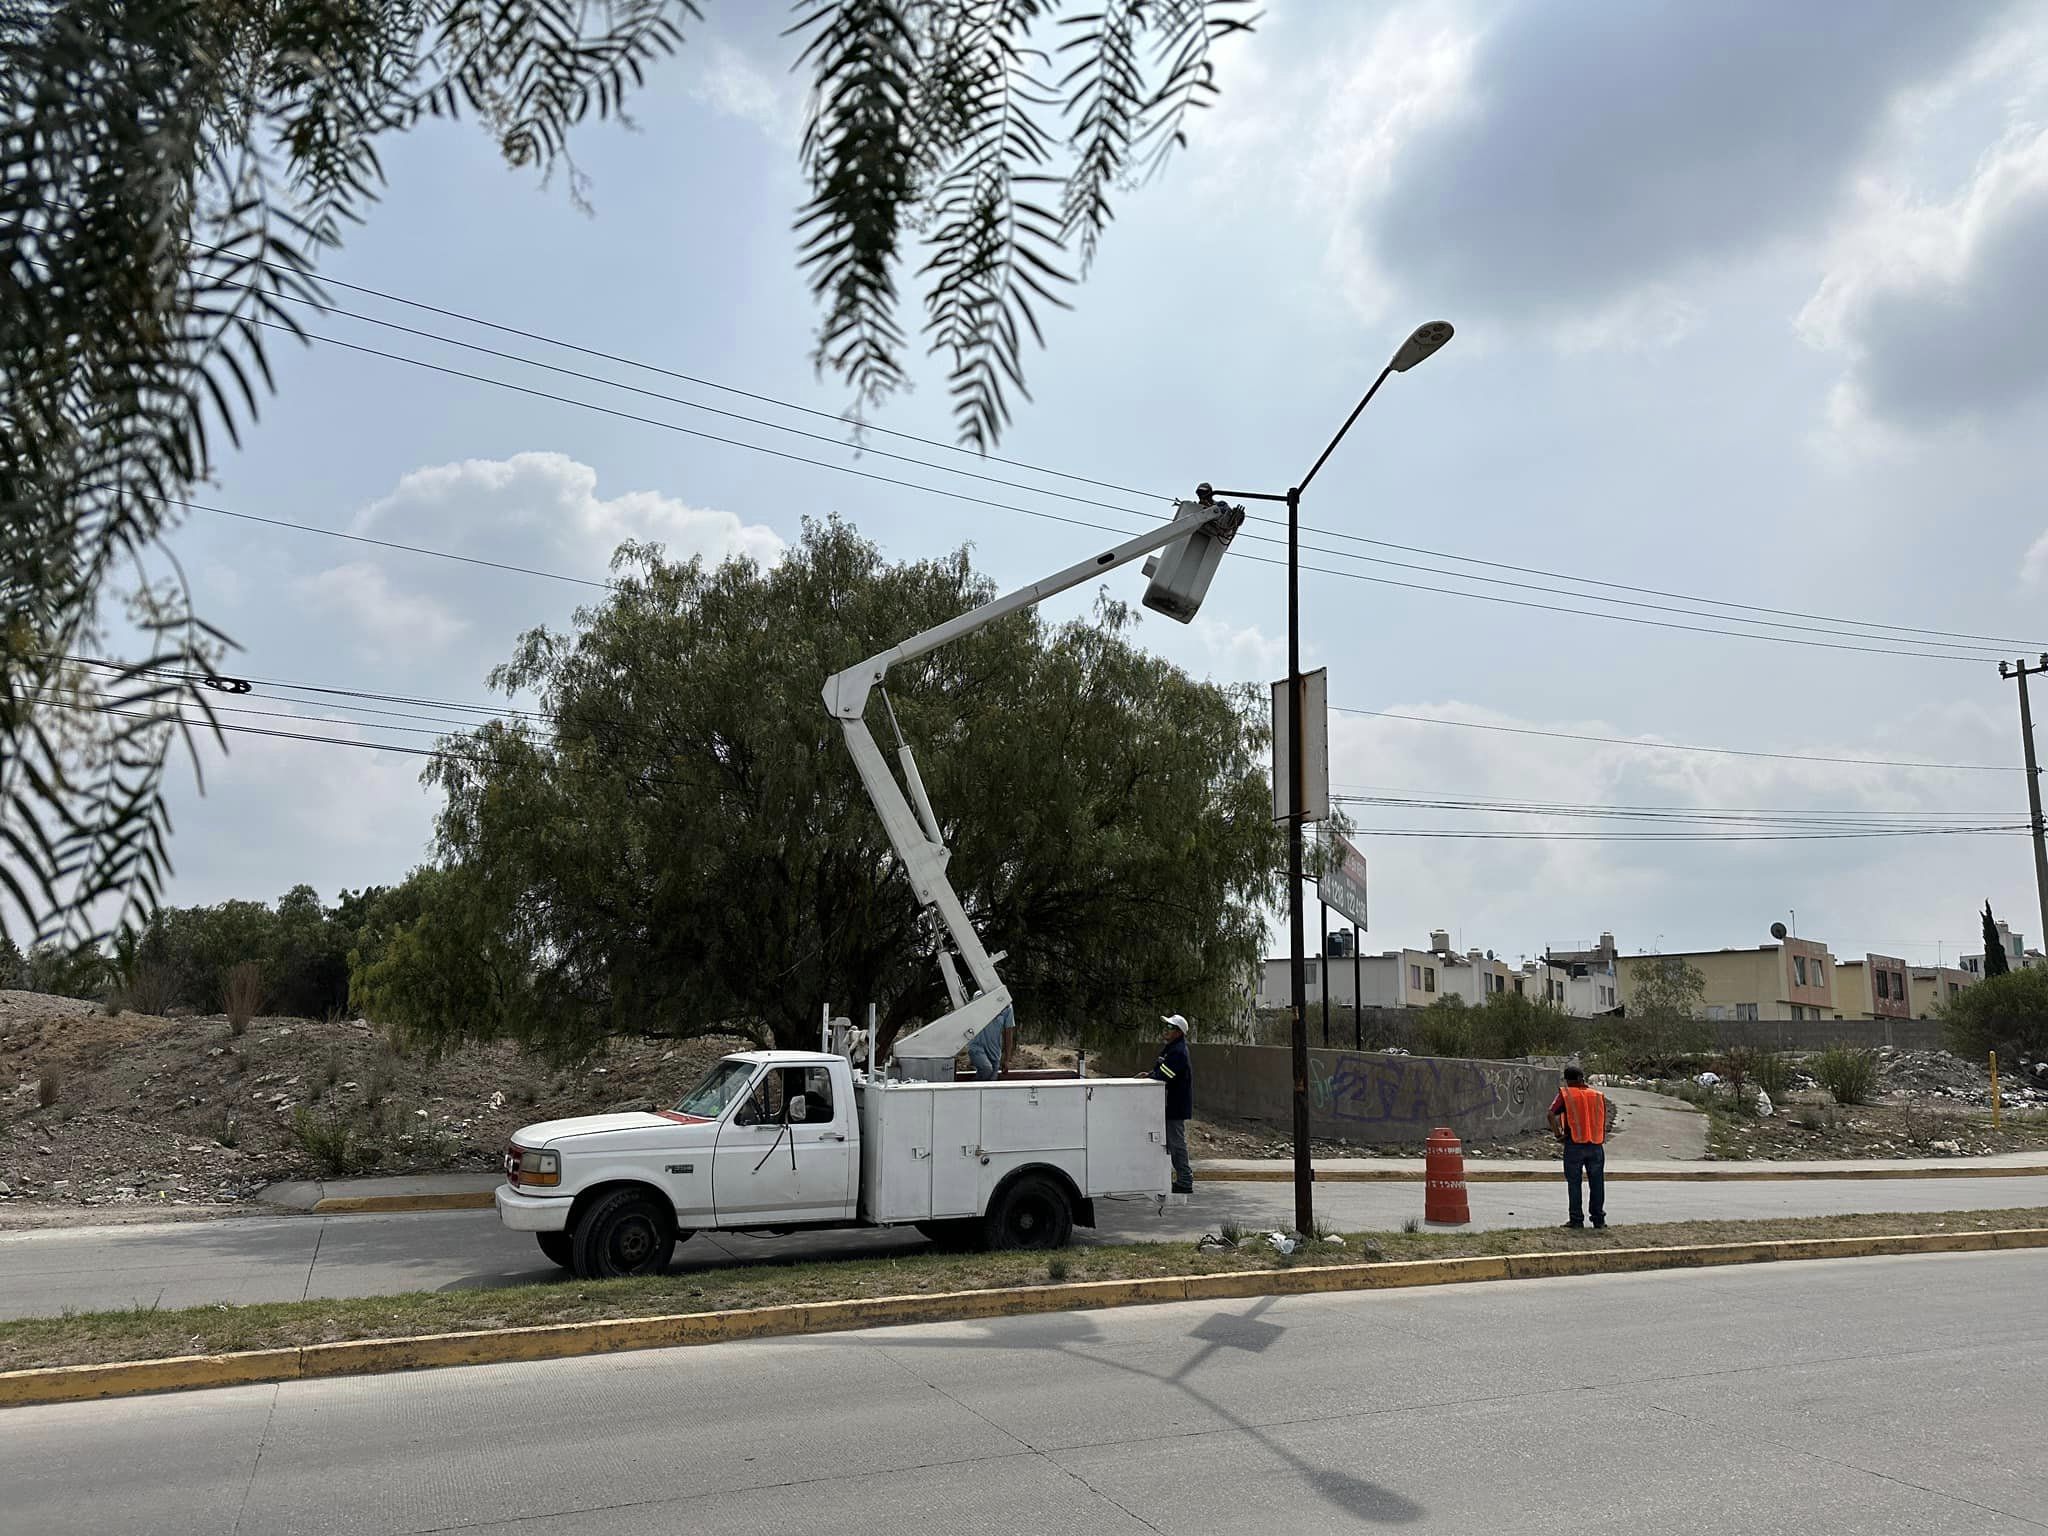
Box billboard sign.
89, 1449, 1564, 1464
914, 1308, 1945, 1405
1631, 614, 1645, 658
1320, 829, 1368, 930
1271, 668, 1329, 824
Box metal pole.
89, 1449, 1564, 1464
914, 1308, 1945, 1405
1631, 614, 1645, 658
2009, 658, 2048, 953
1286, 484, 1313, 1237
1320, 901, 1330, 1047
1354, 933, 1362, 1050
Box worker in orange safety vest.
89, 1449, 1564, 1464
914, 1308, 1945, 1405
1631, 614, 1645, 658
1546, 1063, 1615, 1229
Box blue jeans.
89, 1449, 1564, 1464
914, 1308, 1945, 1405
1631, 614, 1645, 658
1165, 1118, 1193, 1190
966, 1009, 1010, 1079
1564, 1143, 1605, 1225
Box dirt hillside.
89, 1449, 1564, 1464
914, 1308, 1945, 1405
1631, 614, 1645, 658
1, 990, 749, 1211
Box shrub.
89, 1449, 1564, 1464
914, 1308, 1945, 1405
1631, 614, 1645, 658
1812, 1044, 1880, 1106
1416, 996, 1474, 1057
36, 1068, 61, 1108
1943, 967, 2048, 1066
290, 1109, 356, 1175
223, 961, 265, 1037
1751, 1050, 1795, 1098
118, 959, 178, 1017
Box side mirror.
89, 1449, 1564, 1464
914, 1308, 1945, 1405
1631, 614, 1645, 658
788, 1094, 810, 1123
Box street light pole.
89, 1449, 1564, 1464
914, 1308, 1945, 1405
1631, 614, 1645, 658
1204, 319, 1453, 1237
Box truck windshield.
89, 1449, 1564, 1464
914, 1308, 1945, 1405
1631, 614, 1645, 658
672, 1059, 759, 1119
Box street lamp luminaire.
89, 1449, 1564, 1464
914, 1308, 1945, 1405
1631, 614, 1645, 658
1200, 320, 1454, 1236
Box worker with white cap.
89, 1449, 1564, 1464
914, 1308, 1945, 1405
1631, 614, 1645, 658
1151, 1014, 1195, 1193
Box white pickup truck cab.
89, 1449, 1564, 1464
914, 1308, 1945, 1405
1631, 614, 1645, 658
497, 1049, 1168, 1277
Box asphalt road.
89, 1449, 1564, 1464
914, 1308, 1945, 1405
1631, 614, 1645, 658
4, 1248, 2041, 1533
3, 1173, 2046, 1320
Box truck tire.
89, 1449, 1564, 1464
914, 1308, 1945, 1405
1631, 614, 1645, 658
571, 1189, 676, 1279
982, 1173, 1074, 1251
536, 1232, 574, 1269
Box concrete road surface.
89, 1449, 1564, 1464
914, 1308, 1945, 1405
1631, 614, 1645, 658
3, 1173, 2046, 1320
4, 1248, 2041, 1534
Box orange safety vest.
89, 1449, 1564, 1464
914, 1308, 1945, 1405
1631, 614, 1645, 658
1560, 1084, 1608, 1146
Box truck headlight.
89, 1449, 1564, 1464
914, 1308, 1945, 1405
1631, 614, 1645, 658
505, 1145, 560, 1188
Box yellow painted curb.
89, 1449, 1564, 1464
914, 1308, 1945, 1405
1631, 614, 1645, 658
4, 1227, 2043, 1411
1203, 1164, 2048, 1184
309, 1192, 497, 1214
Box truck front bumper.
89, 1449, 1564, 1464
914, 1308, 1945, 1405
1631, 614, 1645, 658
495, 1184, 572, 1232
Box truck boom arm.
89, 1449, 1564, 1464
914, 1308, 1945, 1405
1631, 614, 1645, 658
823, 499, 1244, 1070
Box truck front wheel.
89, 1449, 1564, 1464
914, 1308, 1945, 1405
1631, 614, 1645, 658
571, 1190, 677, 1279
983, 1173, 1074, 1250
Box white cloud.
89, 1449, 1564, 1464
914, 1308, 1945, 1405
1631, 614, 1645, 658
299, 561, 469, 660
689, 41, 800, 142
1800, 124, 2048, 434
2025, 528, 2048, 588
355, 451, 784, 577
1193, 616, 1285, 681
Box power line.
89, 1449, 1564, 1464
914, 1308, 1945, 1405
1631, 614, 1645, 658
178, 239, 2041, 652
232, 310, 2014, 660
187, 321, 1990, 665
27, 225, 2033, 656
1332, 706, 2015, 773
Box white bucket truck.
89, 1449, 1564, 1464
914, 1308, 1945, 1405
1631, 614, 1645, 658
496, 496, 1248, 1277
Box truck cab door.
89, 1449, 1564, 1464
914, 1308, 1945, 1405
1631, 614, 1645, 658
712, 1063, 856, 1225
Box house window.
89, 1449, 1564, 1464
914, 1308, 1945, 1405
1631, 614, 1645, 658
1424, 966, 1436, 993
1874, 971, 1888, 1001
1705, 1004, 1726, 1021
1949, 982, 1961, 998
1736, 1003, 1759, 1020
1793, 956, 1808, 986
1409, 964, 1421, 990
1515, 977, 1525, 994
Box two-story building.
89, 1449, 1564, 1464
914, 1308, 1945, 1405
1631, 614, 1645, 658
1907, 965, 1974, 1018
1616, 938, 1837, 1022
1832, 953, 1911, 1022
1257, 930, 1619, 1017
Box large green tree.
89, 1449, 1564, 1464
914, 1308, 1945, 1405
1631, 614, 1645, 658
1943, 966, 2048, 1067
2, 0, 1253, 945
351, 521, 1278, 1056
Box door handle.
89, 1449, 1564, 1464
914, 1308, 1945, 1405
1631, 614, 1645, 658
819, 1131, 846, 1141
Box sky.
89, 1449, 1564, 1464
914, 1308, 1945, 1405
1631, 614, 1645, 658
124, 0, 2048, 974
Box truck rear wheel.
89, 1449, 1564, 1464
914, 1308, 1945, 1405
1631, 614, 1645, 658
571, 1189, 677, 1279
536, 1232, 574, 1269
982, 1173, 1074, 1250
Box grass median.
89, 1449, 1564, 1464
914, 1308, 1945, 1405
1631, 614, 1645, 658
7, 1206, 2046, 1374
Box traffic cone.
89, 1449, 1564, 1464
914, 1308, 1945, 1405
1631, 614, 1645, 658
1424, 1125, 1470, 1226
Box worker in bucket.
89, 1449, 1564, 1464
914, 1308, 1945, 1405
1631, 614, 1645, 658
1151, 1014, 1195, 1194
966, 1005, 1015, 1080
1546, 1063, 1615, 1229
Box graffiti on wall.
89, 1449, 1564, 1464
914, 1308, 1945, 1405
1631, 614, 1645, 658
1307, 1052, 1544, 1132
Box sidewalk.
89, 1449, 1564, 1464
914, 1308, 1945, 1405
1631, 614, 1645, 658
252, 1149, 2048, 1217
1192, 1150, 2048, 1182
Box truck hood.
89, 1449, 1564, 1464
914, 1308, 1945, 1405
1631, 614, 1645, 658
513, 1110, 716, 1148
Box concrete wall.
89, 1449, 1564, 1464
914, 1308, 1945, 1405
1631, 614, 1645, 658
1246, 1007, 1951, 1055
1194, 1044, 1561, 1144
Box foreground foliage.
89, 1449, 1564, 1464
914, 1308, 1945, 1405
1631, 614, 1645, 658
3, 0, 1251, 944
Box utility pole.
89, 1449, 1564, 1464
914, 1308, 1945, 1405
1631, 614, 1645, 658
1201, 319, 1454, 1238
1999, 654, 2048, 954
